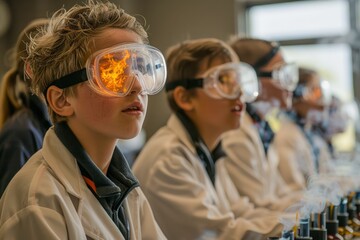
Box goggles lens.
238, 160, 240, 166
88, 43, 166, 96
273, 63, 299, 91
97, 51, 132, 94
305, 79, 332, 106
165, 62, 258, 102
258, 63, 299, 91
296, 79, 332, 106
203, 62, 259, 102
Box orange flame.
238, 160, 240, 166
99, 50, 131, 94
293, 211, 299, 237
329, 204, 334, 219
306, 86, 322, 102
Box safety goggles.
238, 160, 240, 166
44, 43, 167, 97
294, 79, 332, 106
257, 63, 299, 91
165, 62, 259, 102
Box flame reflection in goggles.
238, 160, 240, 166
88, 43, 167, 97
306, 86, 322, 102
298, 80, 332, 106
98, 51, 131, 94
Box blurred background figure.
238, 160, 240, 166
312, 95, 351, 159
0, 18, 51, 196
350, 100, 360, 161
221, 37, 302, 211
274, 67, 332, 190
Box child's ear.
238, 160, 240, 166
46, 86, 74, 117
173, 87, 194, 111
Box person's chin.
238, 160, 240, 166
230, 121, 241, 131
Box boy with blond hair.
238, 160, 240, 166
0, 1, 166, 239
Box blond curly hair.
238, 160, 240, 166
27, 0, 148, 123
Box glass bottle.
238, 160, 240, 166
347, 192, 360, 238
310, 211, 327, 240
337, 197, 354, 240
355, 192, 360, 220
326, 204, 344, 240
295, 218, 313, 240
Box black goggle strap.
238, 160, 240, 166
43, 68, 88, 97
165, 78, 203, 92
252, 45, 280, 70
256, 71, 272, 78
175, 110, 216, 185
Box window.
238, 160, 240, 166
282, 44, 353, 102
248, 0, 350, 40
239, 0, 359, 152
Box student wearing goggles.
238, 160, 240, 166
133, 38, 283, 239
293, 77, 332, 107
276, 67, 333, 191
165, 62, 259, 102
220, 37, 303, 213
43, 43, 167, 98
251, 43, 299, 111
312, 95, 350, 159
292, 72, 332, 129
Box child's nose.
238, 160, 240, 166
128, 74, 144, 95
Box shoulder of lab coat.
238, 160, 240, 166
273, 119, 316, 189
0, 127, 165, 240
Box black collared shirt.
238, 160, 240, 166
54, 122, 139, 240
246, 103, 275, 155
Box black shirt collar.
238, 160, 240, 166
246, 103, 275, 154
176, 111, 216, 185
54, 121, 136, 239
54, 121, 139, 198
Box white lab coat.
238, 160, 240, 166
0, 127, 166, 240
133, 114, 284, 240
221, 112, 302, 211
273, 118, 316, 190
